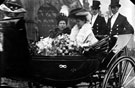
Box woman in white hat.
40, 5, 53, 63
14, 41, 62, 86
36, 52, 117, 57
69, 8, 98, 47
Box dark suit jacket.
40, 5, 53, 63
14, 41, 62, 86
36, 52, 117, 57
107, 13, 134, 36
92, 15, 108, 35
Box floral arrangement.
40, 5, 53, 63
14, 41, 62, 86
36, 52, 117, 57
30, 34, 83, 56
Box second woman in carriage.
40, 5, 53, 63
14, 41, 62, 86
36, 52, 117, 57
49, 13, 71, 38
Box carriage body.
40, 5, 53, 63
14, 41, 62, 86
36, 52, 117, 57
31, 56, 100, 86
0, 17, 135, 88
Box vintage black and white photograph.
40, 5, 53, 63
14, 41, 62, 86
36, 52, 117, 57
0, 0, 135, 88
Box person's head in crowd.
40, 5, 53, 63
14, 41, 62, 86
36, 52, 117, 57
109, 0, 121, 15
69, 8, 89, 28
56, 13, 68, 31
91, 0, 101, 15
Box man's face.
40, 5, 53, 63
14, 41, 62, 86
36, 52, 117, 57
110, 6, 119, 15
91, 9, 99, 15
58, 20, 67, 30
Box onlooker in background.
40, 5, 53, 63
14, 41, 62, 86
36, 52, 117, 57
90, 0, 108, 37
0, 1, 30, 88
49, 13, 71, 38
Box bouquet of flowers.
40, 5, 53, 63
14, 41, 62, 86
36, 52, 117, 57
30, 34, 83, 56
35, 36, 54, 56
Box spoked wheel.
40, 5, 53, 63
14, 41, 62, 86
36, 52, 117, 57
102, 56, 135, 88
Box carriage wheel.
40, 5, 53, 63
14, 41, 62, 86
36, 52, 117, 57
102, 56, 135, 88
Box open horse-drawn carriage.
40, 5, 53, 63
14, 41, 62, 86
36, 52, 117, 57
0, 17, 135, 88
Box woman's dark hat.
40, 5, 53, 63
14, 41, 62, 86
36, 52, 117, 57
109, 0, 121, 8
68, 8, 88, 19
56, 13, 68, 24
91, 0, 101, 10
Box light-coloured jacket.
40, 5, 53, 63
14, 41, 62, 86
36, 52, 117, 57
70, 22, 98, 47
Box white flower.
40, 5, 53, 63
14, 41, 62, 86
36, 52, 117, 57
36, 37, 53, 53
36, 41, 45, 50
34, 34, 82, 56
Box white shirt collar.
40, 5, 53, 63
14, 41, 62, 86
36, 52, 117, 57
91, 13, 98, 26
111, 12, 119, 28
112, 12, 119, 18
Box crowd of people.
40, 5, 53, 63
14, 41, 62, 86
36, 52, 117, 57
47, 0, 134, 49
0, 0, 134, 48
0, 0, 134, 87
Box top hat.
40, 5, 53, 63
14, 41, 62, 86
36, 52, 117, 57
0, 0, 5, 5
109, 0, 121, 7
91, 0, 101, 10
68, 8, 88, 18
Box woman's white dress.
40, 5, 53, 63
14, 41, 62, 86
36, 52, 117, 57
70, 22, 98, 47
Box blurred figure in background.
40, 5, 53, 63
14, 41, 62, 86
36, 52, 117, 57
0, 1, 26, 19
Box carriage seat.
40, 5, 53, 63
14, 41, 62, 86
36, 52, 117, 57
110, 34, 132, 54
91, 35, 110, 51
84, 34, 133, 55
83, 35, 110, 58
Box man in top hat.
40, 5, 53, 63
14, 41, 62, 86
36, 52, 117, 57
91, 0, 108, 37
0, 1, 29, 87
107, 0, 134, 36
107, 0, 134, 51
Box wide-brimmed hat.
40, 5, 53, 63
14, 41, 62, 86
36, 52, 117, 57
0, 2, 26, 13
68, 8, 89, 19
109, 0, 121, 8
91, 0, 101, 10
